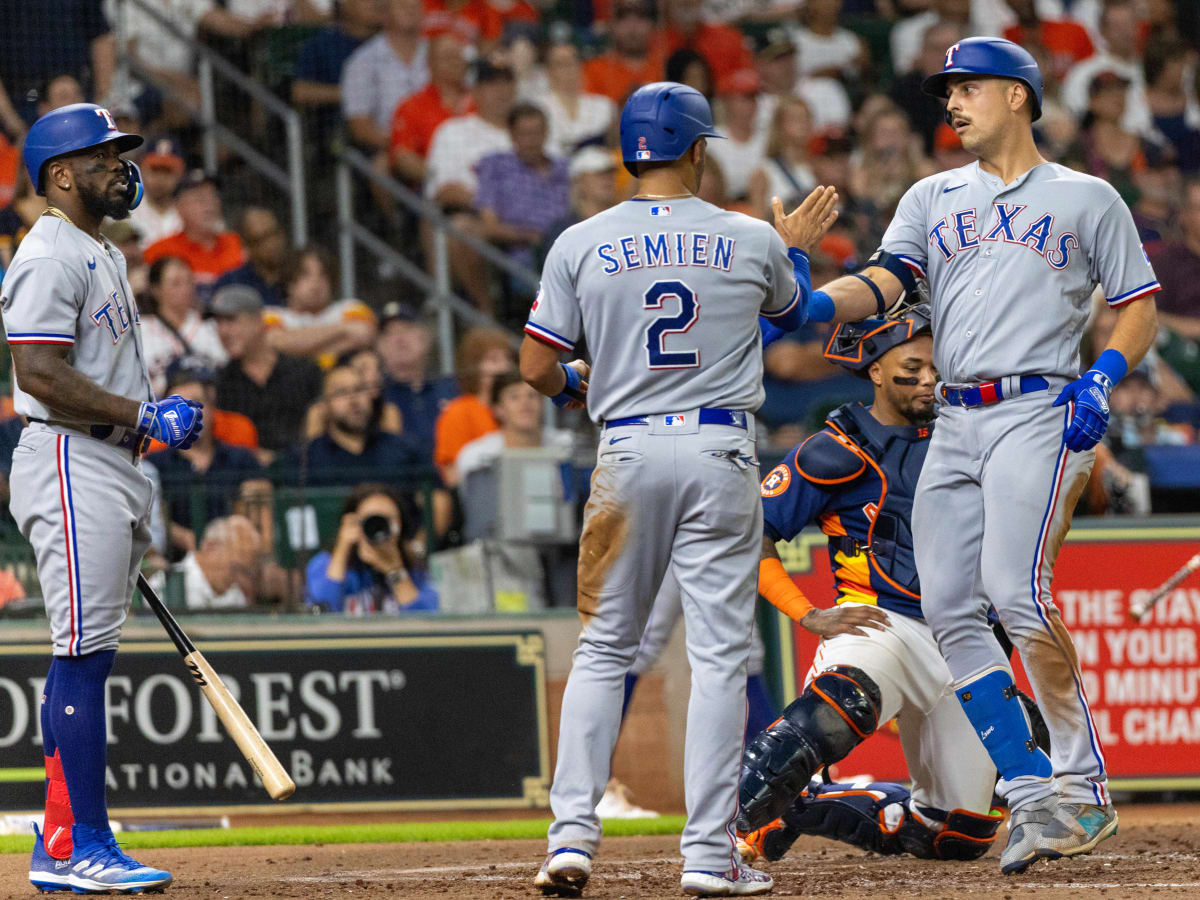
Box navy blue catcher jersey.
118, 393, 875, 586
760, 402, 930, 619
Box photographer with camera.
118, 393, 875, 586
304, 483, 438, 614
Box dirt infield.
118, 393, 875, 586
3, 803, 1198, 898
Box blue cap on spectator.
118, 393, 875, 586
165, 354, 217, 390
380, 301, 420, 326
144, 136, 185, 172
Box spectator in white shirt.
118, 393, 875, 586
341, 0, 429, 154
787, 0, 866, 80
456, 370, 574, 481
180, 515, 263, 610
140, 256, 229, 395
534, 42, 616, 159
709, 68, 766, 201
422, 60, 516, 312
748, 95, 816, 219
753, 30, 851, 133
129, 136, 185, 250
1062, 0, 1152, 136
890, 0, 975, 78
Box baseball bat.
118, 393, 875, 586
136, 573, 296, 800
1129, 553, 1200, 623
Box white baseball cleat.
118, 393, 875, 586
681, 864, 774, 896
533, 847, 592, 896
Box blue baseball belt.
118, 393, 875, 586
938, 375, 1050, 409
605, 408, 749, 429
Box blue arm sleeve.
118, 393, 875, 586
767, 249, 814, 332
305, 552, 348, 612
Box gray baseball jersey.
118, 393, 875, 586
533, 195, 799, 874
525, 196, 799, 422
894, 161, 1160, 814
2, 213, 155, 657
2, 215, 154, 421
881, 161, 1159, 384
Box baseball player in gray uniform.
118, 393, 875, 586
521, 82, 838, 897
6, 104, 203, 894
794, 39, 1159, 874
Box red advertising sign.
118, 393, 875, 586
775, 524, 1200, 789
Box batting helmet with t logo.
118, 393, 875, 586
920, 37, 1044, 121
619, 82, 724, 177
23, 103, 145, 207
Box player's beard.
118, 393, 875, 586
77, 176, 132, 221
901, 397, 936, 425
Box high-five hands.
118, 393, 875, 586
772, 186, 839, 255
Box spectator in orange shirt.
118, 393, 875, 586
433, 326, 515, 485
583, 0, 666, 104
659, 0, 752, 84
143, 170, 245, 307
1003, 0, 1095, 84
390, 33, 471, 183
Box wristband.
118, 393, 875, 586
551, 362, 584, 407
850, 273, 886, 316
1089, 348, 1128, 391
758, 556, 815, 621
135, 401, 156, 436
808, 290, 835, 323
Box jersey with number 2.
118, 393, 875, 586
526, 196, 800, 422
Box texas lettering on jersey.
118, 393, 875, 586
928, 201, 1077, 269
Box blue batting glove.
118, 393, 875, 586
137, 396, 204, 450
1053, 371, 1113, 452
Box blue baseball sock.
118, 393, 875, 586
42, 659, 59, 758
621, 672, 640, 721
50, 650, 116, 833
745, 673, 778, 743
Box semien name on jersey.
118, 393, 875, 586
596, 231, 736, 276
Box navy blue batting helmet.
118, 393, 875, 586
921, 37, 1043, 122
23, 103, 144, 196
824, 304, 932, 376
619, 82, 723, 177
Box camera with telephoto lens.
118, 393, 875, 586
360, 514, 395, 545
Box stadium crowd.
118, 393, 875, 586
0, 0, 1198, 612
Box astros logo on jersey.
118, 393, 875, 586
761, 464, 791, 498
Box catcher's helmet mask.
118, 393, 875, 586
619, 81, 724, 177
824, 304, 933, 377
921, 37, 1044, 123
23, 103, 144, 210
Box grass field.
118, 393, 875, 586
0, 815, 688, 854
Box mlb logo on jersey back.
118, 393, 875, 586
663, 415, 686, 426
650, 205, 671, 216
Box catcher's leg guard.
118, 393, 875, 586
738, 665, 881, 831
954, 667, 1052, 781
775, 781, 1002, 861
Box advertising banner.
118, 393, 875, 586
0, 632, 549, 814
774, 523, 1200, 789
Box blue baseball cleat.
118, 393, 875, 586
65, 825, 172, 894
29, 824, 73, 893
